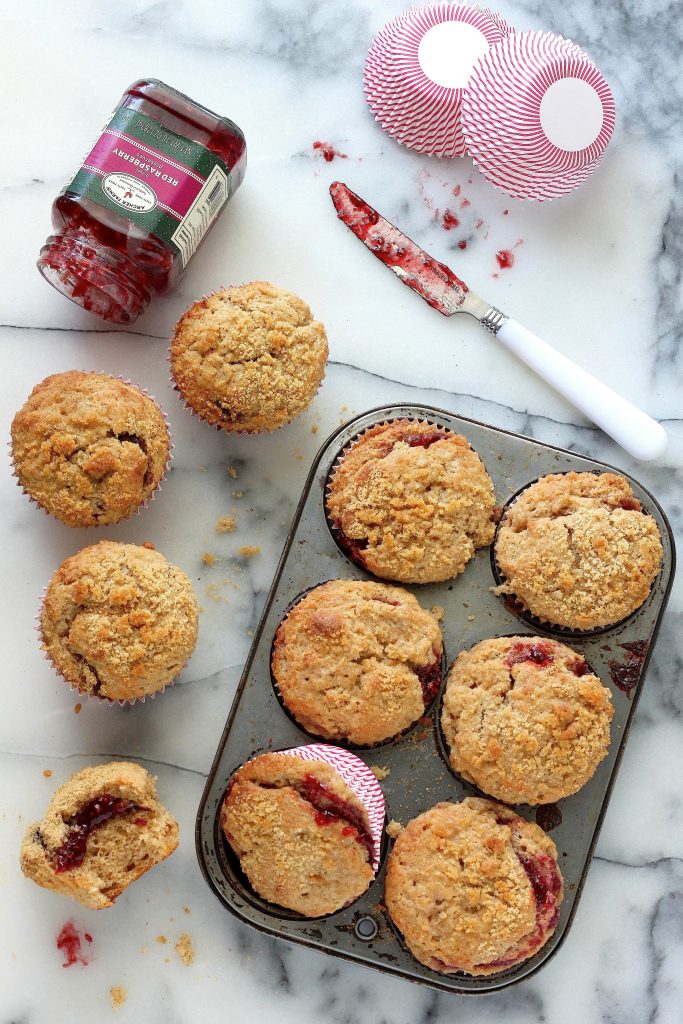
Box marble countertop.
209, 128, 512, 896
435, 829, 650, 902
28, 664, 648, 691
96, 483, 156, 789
2, 1, 681, 1021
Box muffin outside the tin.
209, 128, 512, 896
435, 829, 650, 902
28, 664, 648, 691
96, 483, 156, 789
494, 472, 663, 630
11, 371, 170, 527
272, 579, 443, 746
170, 282, 328, 433
326, 420, 496, 584
220, 751, 376, 916
441, 636, 614, 805
20, 761, 179, 909
385, 798, 563, 976
40, 541, 198, 702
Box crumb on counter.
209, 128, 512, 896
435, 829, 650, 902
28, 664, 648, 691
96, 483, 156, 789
175, 933, 194, 966
430, 605, 445, 623
386, 820, 404, 839
311, 425, 318, 434
110, 986, 127, 1009
202, 552, 217, 566
74, 703, 82, 715
183, 906, 191, 915
215, 515, 236, 534
232, 490, 244, 499
155, 935, 167, 945
43, 768, 53, 778
227, 466, 238, 479
467, 614, 476, 622
239, 546, 260, 558
370, 765, 390, 781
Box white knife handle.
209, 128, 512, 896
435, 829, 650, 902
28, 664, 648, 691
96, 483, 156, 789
494, 317, 668, 462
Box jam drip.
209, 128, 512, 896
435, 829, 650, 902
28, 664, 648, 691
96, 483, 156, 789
506, 640, 555, 669
54, 794, 139, 872
609, 640, 649, 697
535, 804, 563, 832
297, 774, 374, 863
415, 649, 442, 707
330, 182, 468, 316
56, 921, 94, 967
332, 525, 369, 568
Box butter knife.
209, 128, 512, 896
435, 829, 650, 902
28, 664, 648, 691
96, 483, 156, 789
330, 181, 667, 462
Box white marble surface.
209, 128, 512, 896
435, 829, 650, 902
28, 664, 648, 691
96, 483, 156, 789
1, 1, 682, 1021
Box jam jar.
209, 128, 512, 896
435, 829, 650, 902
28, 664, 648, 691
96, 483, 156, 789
37, 79, 246, 324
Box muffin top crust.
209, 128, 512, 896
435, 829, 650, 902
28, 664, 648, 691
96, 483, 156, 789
11, 371, 170, 527
170, 281, 328, 432
326, 420, 496, 584
494, 472, 663, 629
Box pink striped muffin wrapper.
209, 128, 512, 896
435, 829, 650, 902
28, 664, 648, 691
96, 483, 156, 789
463, 30, 614, 199
281, 744, 386, 872
363, 3, 506, 158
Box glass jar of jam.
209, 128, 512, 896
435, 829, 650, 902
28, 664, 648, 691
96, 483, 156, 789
37, 79, 246, 325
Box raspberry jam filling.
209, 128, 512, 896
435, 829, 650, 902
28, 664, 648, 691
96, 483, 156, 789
506, 640, 555, 669
297, 774, 375, 862
332, 525, 369, 567
415, 649, 442, 706
54, 794, 140, 872
401, 430, 449, 448
572, 657, 590, 677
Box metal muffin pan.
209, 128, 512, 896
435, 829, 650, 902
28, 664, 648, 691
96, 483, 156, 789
196, 403, 675, 994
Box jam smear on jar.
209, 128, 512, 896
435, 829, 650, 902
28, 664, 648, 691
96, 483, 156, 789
38, 79, 246, 324
297, 774, 374, 862
54, 794, 139, 872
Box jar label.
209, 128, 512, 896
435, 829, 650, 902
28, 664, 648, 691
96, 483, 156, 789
64, 105, 233, 268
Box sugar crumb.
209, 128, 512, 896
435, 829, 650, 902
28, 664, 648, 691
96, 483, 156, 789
110, 986, 127, 1009
202, 552, 217, 566
175, 933, 194, 966
156, 935, 167, 945
232, 490, 244, 498
467, 614, 476, 622
43, 768, 53, 778
215, 515, 236, 534
369, 765, 390, 781
183, 906, 191, 914
74, 703, 82, 714
239, 546, 260, 558
311, 425, 318, 434
386, 820, 404, 839
227, 466, 238, 479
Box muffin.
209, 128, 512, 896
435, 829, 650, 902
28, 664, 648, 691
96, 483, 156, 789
20, 761, 178, 909
326, 420, 496, 584
494, 472, 663, 630
272, 579, 443, 745
170, 282, 328, 432
40, 541, 198, 701
441, 636, 613, 804
385, 798, 563, 976
11, 371, 170, 527
220, 751, 376, 915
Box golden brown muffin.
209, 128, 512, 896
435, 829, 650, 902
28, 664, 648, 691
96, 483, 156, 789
326, 420, 496, 584
40, 541, 198, 701
441, 636, 613, 804
385, 798, 563, 976
220, 752, 376, 916
494, 472, 663, 630
272, 580, 443, 745
11, 371, 170, 527
20, 762, 178, 909
170, 282, 328, 432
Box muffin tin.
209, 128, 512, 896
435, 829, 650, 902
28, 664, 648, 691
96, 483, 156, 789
196, 404, 675, 994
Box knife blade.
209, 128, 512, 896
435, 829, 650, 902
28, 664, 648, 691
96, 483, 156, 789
328, 181, 667, 461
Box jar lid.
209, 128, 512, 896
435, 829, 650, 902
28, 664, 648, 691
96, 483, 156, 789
363, 3, 506, 158
462, 30, 615, 199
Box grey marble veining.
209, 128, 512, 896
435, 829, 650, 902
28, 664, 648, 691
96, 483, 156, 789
1, 0, 681, 1022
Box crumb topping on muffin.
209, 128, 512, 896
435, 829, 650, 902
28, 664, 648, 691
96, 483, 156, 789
494, 472, 663, 629
40, 541, 198, 701
272, 579, 443, 745
170, 282, 328, 432
20, 761, 178, 909
326, 420, 496, 584
441, 636, 613, 804
11, 371, 170, 527
385, 798, 563, 976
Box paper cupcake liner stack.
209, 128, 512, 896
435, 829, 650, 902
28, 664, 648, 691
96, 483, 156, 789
364, 4, 615, 200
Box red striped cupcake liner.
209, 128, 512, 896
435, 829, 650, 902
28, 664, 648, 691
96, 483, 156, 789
280, 744, 386, 872
363, 3, 506, 158
9, 372, 173, 527
463, 30, 614, 197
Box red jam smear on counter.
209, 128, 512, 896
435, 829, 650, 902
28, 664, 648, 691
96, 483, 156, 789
54, 794, 139, 872
506, 640, 555, 669
330, 181, 468, 316
37, 79, 246, 324
298, 774, 375, 862
496, 249, 515, 269
56, 921, 94, 967
312, 140, 348, 162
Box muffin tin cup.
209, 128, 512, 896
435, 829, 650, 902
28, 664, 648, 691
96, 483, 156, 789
9, 373, 174, 528
35, 585, 185, 708
196, 403, 675, 995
